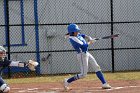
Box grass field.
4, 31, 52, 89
6, 71, 140, 84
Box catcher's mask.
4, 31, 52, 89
0, 46, 6, 61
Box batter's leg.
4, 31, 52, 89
67, 52, 89, 83
87, 52, 107, 84
63, 52, 89, 91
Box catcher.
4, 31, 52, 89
0, 46, 39, 93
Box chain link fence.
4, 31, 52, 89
0, 0, 140, 78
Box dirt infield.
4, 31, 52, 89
9, 80, 140, 93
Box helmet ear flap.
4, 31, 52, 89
69, 32, 75, 36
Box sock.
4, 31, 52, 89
67, 74, 79, 83
96, 71, 106, 84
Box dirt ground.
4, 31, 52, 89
9, 80, 140, 93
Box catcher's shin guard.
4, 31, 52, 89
0, 84, 10, 93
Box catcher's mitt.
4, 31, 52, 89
27, 60, 39, 71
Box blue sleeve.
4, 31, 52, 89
69, 39, 82, 51
69, 38, 88, 53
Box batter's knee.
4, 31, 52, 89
0, 84, 10, 93
95, 65, 101, 72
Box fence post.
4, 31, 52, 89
110, 0, 115, 73
34, 0, 40, 75
5, 0, 11, 78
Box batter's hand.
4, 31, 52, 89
27, 60, 39, 71
88, 39, 96, 45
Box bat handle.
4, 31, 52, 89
94, 38, 99, 40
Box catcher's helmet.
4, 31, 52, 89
0, 46, 6, 60
0, 46, 6, 53
67, 24, 80, 33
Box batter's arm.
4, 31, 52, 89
84, 35, 96, 45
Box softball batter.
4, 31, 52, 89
63, 24, 111, 91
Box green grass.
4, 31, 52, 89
6, 71, 140, 84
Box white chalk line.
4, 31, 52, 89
82, 86, 140, 92
11, 86, 140, 92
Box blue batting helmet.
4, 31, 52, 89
67, 24, 80, 33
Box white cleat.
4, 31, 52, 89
63, 78, 70, 91
102, 83, 111, 89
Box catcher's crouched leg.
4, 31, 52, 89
0, 84, 10, 93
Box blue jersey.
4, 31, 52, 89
0, 58, 11, 75
0, 58, 11, 67
69, 34, 88, 53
